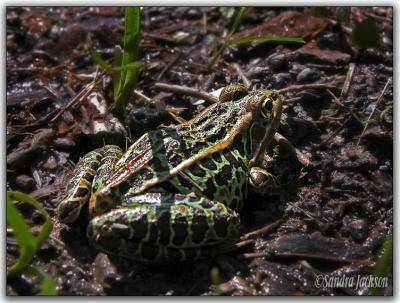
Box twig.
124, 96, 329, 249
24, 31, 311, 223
340, 62, 356, 99
277, 83, 339, 94
133, 89, 152, 102
274, 132, 311, 167
323, 115, 352, 143
357, 78, 392, 146
156, 51, 182, 81
154, 82, 218, 105
240, 219, 283, 241
235, 239, 255, 248
50, 70, 103, 123
242, 252, 268, 259
327, 89, 362, 125
232, 63, 251, 89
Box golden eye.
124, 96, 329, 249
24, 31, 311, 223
261, 98, 273, 118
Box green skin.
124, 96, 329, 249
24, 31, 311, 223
57, 85, 282, 262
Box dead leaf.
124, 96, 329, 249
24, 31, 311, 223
233, 10, 327, 40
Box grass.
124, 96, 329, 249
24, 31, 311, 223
208, 7, 305, 68
91, 7, 143, 119
369, 235, 393, 296
7, 191, 56, 295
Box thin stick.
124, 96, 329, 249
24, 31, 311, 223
232, 63, 251, 89
357, 78, 392, 146
154, 82, 218, 104
50, 70, 102, 122
156, 51, 182, 81
133, 89, 152, 102
340, 62, 356, 99
240, 219, 283, 241
323, 115, 352, 143
327, 89, 362, 125
235, 239, 255, 248
277, 83, 339, 94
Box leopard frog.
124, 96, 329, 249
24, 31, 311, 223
57, 85, 282, 262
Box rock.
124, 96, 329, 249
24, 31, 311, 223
85, 92, 127, 146
42, 155, 58, 170
272, 73, 292, 89
15, 174, 35, 191
6, 128, 54, 170
348, 219, 369, 242
53, 137, 76, 149
267, 53, 289, 71
296, 68, 320, 83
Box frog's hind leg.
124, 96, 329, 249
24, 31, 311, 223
87, 193, 241, 262
57, 145, 123, 224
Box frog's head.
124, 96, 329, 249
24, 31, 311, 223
219, 85, 282, 167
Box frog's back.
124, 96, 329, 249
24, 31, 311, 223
101, 98, 250, 205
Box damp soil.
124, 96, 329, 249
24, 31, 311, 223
6, 7, 393, 296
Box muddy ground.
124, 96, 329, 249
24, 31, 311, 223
6, 7, 393, 296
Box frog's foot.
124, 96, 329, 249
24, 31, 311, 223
57, 145, 123, 224
87, 193, 241, 262
249, 166, 279, 195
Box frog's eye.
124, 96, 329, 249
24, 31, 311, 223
261, 97, 274, 118
219, 84, 248, 102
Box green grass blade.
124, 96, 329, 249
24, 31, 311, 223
369, 236, 393, 296
228, 35, 305, 46
90, 51, 112, 71
113, 7, 142, 117
25, 266, 57, 296
208, 7, 250, 68
7, 191, 52, 277
229, 7, 250, 36
7, 199, 36, 276
111, 61, 143, 72
113, 45, 123, 102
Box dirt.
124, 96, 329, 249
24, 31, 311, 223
6, 7, 393, 296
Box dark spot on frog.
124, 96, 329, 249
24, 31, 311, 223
151, 155, 167, 172
191, 211, 208, 244
171, 213, 188, 246
200, 157, 217, 171
231, 134, 246, 156
131, 216, 149, 241
204, 178, 217, 197
139, 242, 160, 261
75, 187, 89, 198
188, 163, 206, 178
223, 151, 240, 166
212, 152, 222, 163
157, 210, 171, 246
215, 165, 232, 187
176, 173, 194, 189
213, 215, 228, 238
147, 223, 159, 243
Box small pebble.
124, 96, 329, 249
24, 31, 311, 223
272, 73, 292, 88
296, 68, 320, 83
15, 174, 35, 191
267, 53, 289, 71
348, 219, 369, 242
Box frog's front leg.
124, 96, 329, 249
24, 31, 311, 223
249, 166, 279, 194
87, 193, 241, 262
57, 145, 123, 224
